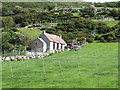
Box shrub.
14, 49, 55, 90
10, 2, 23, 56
87, 38, 94, 43
100, 37, 106, 42
12, 28, 18, 32
108, 36, 113, 42
77, 37, 86, 41
21, 21, 29, 27
15, 45, 25, 50
95, 35, 100, 40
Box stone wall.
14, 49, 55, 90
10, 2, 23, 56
0, 50, 63, 61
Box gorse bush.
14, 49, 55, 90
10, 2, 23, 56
100, 37, 106, 42
87, 38, 94, 43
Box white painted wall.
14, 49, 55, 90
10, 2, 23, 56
40, 33, 50, 51
38, 38, 47, 52
62, 44, 65, 51
58, 43, 61, 50
50, 42, 53, 50
54, 43, 57, 50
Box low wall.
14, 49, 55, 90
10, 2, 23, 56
1, 50, 63, 61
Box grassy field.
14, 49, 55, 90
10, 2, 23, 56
17, 28, 42, 40
72, 13, 79, 16
96, 7, 119, 9
93, 20, 119, 27
2, 42, 118, 88
104, 20, 119, 27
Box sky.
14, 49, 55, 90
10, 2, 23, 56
84, 0, 119, 3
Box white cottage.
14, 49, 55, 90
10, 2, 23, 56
29, 31, 67, 52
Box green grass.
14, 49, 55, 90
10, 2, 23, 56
41, 23, 58, 25
104, 20, 119, 27
46, 42, 118, 58
72, 13, 79, 16
96, 7, 119, 9
93, 20, 119, 27
2, 42, 118, 88
17, 28, 42, 40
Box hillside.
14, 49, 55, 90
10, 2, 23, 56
17, 28, 42, 41
104, 20, 119, 27
2, 2, 91, 13
45, 42, 118, 58
2, 1, 120, 53
2, 42, 118, 88
1, 1, 119, 88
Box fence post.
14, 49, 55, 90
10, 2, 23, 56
93, 58, 99, 87
57, 58, 64, 88
42, 58, 47, 87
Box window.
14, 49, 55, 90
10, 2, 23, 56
53, 42, 55, 49
36, 43, 37, 46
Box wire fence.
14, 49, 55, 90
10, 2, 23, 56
2, 56, 119, 88
2, 50, 26, 57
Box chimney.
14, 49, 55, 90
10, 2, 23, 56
43, 31, 46, 34
59, 35, 62, 38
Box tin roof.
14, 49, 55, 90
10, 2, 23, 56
44, 32, 67, 45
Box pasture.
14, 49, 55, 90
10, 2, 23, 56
92, 20, 119, 27
17, 28, 42, 40
104, 20, 119, 27
72, 13, 79, 16
2, 42, 118, 88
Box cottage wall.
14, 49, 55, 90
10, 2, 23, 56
58, 43, 61, 50
30, 38, 45, 52
54, 43, 57, 50
37, 31, 67, 52
61, 44, 65, 51
38, 38, 47, 52
50, 42, 53, 50
39, 33, 51, 51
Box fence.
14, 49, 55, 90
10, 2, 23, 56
2, 50, 26, 57
2, 56, 119, 88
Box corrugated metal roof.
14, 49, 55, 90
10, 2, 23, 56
44, 32, 67, 45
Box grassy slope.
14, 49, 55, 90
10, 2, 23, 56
17, 20, 119, 42
104, 20, 119, 27
46, 42, 118, 58
2, 42, 118, 88
93, 20, 119, 27
96, 7, 119, 9
72, 13, 79, 16
17, 28, 42, 40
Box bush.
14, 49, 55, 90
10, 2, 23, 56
21, 21, 29, 27
108, 36, 113, 42
15, 45, 25, 50
12, 28, 18, 32
87, 38, 94, 43
114, 17, 119, 20
77, 37, 86, 41
100, 37, 106, 42
95, 35, 100, 40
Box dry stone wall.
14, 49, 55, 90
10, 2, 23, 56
1, 50, 63, 61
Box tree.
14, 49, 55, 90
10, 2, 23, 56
13, 6, 23, 14
87, 5, 97, 16
95, 21, 111, 34
2, 7, 9, 16
2, 30, 31, 51
44, 5, 55, 11
2, 16, 15, 31
109, 9, 120, 20
21, 21, 29, 27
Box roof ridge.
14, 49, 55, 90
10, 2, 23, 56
45, 32, 59, 37
44, 32, 66, 45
